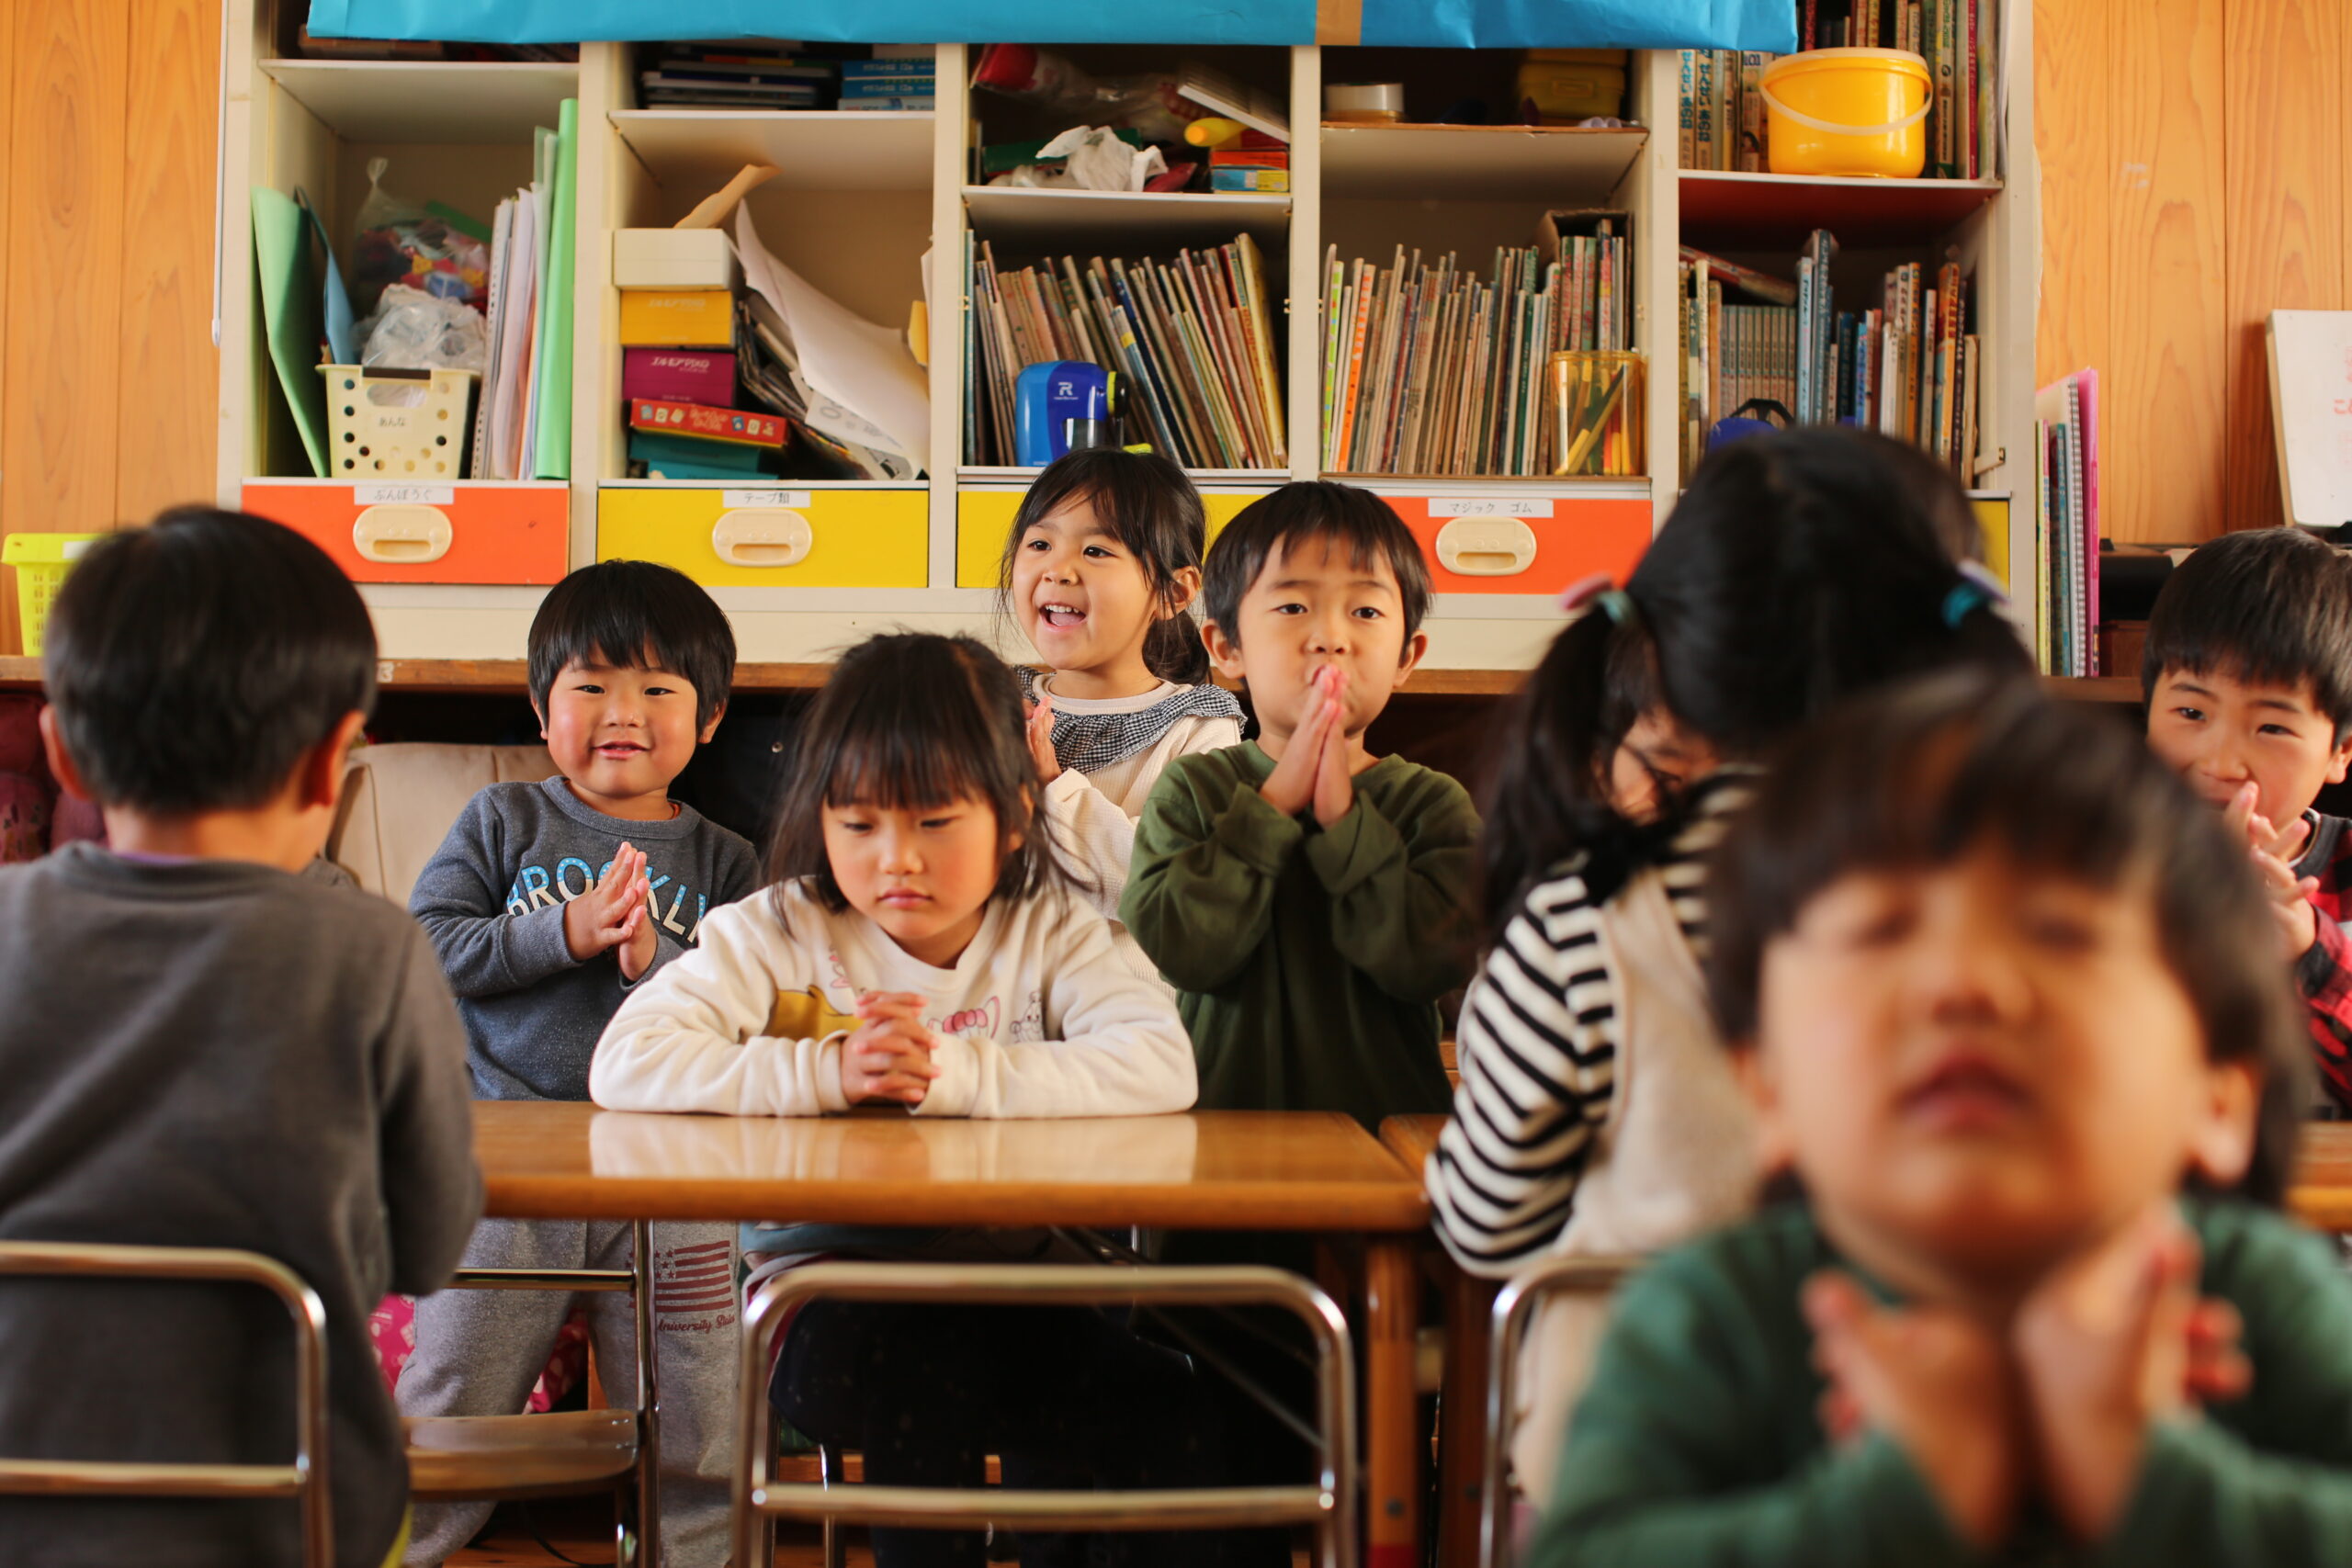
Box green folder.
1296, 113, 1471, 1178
532, 98, 579, 479
251, 186, 330, 477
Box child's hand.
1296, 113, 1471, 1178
617, 889, 659, 983
2229, 784, 2321, 956
2012, 1206, 2203, 1542
1803, 1271, 2019, 1549
1261, 679, 1340, 818
1312, 671, 1358, 829
564, 843, 652, 964
839, 992, 938, 1106
1025, 694, 1063, 784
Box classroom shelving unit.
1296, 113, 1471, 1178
212, 0, 2040, 678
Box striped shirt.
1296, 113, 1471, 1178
1428, 775, 1749, 1276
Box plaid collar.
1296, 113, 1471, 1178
1018, 667, 1244, 773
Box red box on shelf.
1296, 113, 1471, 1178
622, 348, 737, 407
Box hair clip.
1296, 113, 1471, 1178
1559, 574, 1636, 626
1941, 559, 2009, 628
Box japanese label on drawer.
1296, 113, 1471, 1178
722, 490, 812, 509
354, 484, 454, 506
1427, 497, 1555, 518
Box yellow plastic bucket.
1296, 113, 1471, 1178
1760, 49, 1931, 177
2, 533, 105, 656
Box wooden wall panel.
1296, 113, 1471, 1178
2031, 0, 2111, 391
2222, 0, 2343, 533
115, 0, 222, 527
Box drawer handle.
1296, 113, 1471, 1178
352, 503, 452, 564
1434, 517, 1537, 577
713, 507, 813, 569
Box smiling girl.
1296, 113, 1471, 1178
1002, 449, 1243, 927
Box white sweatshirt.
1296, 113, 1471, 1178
1033, 680, 1244, 926
588, 878, 1197, 1119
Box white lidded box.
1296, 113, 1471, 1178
613, 228, 741, 291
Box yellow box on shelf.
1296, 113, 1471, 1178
954, 487, 1272, 589
598, 487, 927, 588
616, 289, 735, 348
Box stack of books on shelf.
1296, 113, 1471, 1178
637, 42, 838, 109
2034, 369, 2101, 677
840, 51, 936, 113
1678, 235, 1980, 486
471, 107, 579, 481
1679, 0, 1998, 177
1322, 229, 1634, 478
964, 234, 1286, 470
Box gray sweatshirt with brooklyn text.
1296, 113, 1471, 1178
410, 776, 760, 1101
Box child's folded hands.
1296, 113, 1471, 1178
564, 842, 659, 981
2226, 782, 2321, 958
838, 990, 940, 1107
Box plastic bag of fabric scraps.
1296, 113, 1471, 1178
361, 284, 489, 372
351, 158, 490, 315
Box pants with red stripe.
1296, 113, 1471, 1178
398, 1218, 740, 1567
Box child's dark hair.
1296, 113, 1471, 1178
765, 634, 1065, 919
1707, 669, 2309, 1206
999, 448, 1212, 685
527, 560, 736, 730
43, 506, 375, 815
1476, 426, 2033, 939
1201, 481, 1432, 645
2141, 526, 2352, 744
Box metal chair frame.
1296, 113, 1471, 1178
416, 1216, 660, 1566
736, 1261, 1357, 1568
1482, 1256, 1640, 1568
0, 1239, 334, 1568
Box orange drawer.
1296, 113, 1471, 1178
1373, 492, 1652, 595
241, 480, 570, 585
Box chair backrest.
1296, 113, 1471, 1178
0, 1239, 333, 1568
327, 742, 556, 904
1484, 1255, 1640, 1568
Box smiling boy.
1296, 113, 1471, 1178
2141, 526, 2352, 1111
400, 560, 759, 1568
1122, 482, 1479, 1129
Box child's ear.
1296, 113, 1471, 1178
2185, 1059, 2259, 1190
1203, 619, 1246, 682
299, 711, 369, 813
1387, 627, 1431, 691
2328, 729, 2352, 786
1731, 1042, 1798, 1178
37, 706, 92, 803
531, 698, 548, 741
1162, 565, 1203, 620
698, 698, 728, 747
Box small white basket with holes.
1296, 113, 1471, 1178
317, 366, 478, 479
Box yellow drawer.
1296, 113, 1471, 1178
955, 487, 1271, 589
598, 487, 927, 589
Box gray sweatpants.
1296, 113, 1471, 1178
397, 1217, 740, 1568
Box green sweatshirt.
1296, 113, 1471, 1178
1533, 1200, 2352, 1568
1120, 741, 1478, 1129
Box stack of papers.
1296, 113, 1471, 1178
473, 99, 578, 479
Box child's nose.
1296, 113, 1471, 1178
1911, 908, 2030, 1022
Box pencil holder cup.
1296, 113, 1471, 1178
319, 366, 479, 478
3, 534, 106, 656
1550, 352, 1645, 477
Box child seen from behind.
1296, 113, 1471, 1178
1536, 671, 2352, 1564
2139, 525, 2352, 1111
591, 633, 1205, 1568
1430, 428, 2032, 1504
1004, 448, 1242, 930
0, 508, 481, 1568
401, 560, 760, 1568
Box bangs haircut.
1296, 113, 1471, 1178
44, 507, 375, 815
764, 634, 1067, 918
527, 560, 736, 729
998, 447, 1212, 685
2142, 526, 2352, 743
1202, 481, 1431, 646
1707, 670, 2311, 1205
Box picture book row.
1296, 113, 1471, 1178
962, 234, 1287, 471
1322, 217, 1638, 479
1678, 233, 1980, 486
1678, 0, 1997, 178
2034, 368, 2101, 678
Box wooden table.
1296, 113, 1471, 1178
473, 1101, 1433, 1568
2292, 1123, 2352, 1230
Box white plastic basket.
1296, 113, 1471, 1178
317, 365, 478, 478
